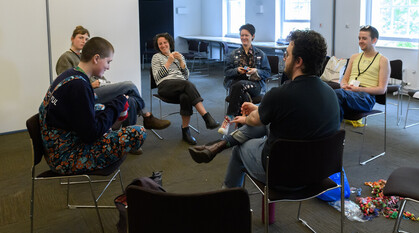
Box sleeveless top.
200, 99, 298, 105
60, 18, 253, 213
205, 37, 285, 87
348, 52, 382, 87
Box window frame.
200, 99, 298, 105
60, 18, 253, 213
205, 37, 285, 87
279, 0, 311, 39
224, 0, 245, 38
363, 0, 419, 48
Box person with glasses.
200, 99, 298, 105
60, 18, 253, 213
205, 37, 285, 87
56, 26, 171, 143
188, 30, 340, 189
218, 23, 271, 135
334, 25, 390, 123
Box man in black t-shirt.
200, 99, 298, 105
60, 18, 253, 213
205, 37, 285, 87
189, 30, 340, 188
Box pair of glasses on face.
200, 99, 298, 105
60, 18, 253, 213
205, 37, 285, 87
283, 51, 289, 59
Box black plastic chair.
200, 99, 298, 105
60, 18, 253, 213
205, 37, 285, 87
383, 167, 419, 233
387, 59, 404, 125
266, 55, 281, 90
403, 90, 419, 129
244, 129, 346, 233
149, 69, 200, 140
126, 186, 252, 233
182, 40, 209, 73
27, 113, 125, 233
343, 93, 386, 165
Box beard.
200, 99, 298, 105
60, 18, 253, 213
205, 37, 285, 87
283, 58, 295, 79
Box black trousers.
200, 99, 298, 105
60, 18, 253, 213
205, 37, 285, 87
158, 79, 203, 116
227, 80, 261, 116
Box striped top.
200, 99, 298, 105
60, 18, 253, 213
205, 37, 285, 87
349, 52, 382, 88
151, 52, 189, 85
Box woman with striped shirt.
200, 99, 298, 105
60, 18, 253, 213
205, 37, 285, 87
151, 33, 219, 145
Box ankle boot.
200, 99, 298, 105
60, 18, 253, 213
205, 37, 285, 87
182, 126, 197, 145
188, 140, 227, 163
202, 112, 220, 129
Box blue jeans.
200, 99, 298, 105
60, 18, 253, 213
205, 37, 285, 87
334, 89, 376, 122
224, 125, 268, 188
94, 81, 146, 126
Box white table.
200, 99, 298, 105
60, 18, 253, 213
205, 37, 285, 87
179, 35, 287, 60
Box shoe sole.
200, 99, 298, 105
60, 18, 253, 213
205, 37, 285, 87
144, 122, 171, 130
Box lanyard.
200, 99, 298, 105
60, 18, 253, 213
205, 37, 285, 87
356, 52, 379, 80
70, 49, 81, 59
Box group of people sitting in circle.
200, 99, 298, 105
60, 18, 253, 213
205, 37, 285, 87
40, 23, 389, 189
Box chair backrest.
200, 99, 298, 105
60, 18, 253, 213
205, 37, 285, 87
198, 41, 209, 53
375, 93, 386, 105
187, 40, 200, 53
26, 113, 45, 166
126, 186, 252, 233
267, 129, 345, 187
149, 68, 157, 89
390, 59, 403, 81
267, 55, 279, 75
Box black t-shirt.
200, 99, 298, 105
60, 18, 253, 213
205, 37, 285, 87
258, 75, 340, 168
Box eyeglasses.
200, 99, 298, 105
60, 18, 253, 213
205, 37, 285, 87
283, 51, 288, 59
360, 25, 371, 30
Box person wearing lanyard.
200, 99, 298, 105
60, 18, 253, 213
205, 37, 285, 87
334, 25, 390, 122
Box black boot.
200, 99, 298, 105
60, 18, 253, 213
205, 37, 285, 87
202, 112, 220, 129
188, 140, 227, 163
182, 126, 197, 145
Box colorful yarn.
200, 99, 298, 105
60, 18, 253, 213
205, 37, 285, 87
355, 179, 419, 222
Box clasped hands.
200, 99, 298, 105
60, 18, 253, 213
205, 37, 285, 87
237, 66, 257, 75
231, 102, 258, 125
167, 51, 183, 62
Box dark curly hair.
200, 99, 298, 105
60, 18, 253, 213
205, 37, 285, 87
286, 30, 327, 76
153, 32, 175, 53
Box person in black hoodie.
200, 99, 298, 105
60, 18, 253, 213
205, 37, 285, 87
39, 37, 146, 175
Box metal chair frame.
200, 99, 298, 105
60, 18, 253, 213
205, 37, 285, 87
403, 90, 419, 129
149, 70, 200, 140
343, 94, 386, 165
244, 130, 346, 233
27, 114, 124, 233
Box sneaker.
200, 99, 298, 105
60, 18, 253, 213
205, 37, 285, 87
143, 114, 171, 130
218, 116, 232, 135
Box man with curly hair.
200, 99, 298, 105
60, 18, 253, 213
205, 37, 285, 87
189, 30, 340, 188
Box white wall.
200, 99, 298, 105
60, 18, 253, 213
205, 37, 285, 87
334, 0, 361, 58
174, 0, 202, 52
245, 0, 276, 41
49, 0, 140, 85
0, 0, 50, 133
0, 0, 140, 134
311, 0, 334, 56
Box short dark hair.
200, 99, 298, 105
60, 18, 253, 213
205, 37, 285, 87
153, 32, 175, 53
239, 24, 256, 36
80, 37, 114, 62
286, 30, 327, 76
360, 25, 379, 40
72, 25, 90, 38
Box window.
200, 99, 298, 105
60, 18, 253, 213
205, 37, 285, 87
363, 0, 419, 49
225, 0, 245, 37
279, 0, 311, 39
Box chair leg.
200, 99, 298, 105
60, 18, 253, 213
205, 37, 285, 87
359, 113, 386, 165
264, 187, 269, 233
297, 202, 316, 232
119, 170, 124, 193
404, 96, 419, 129
30, 172, 35, 233
393, 199, 407, 233
87, 176, 105, 233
